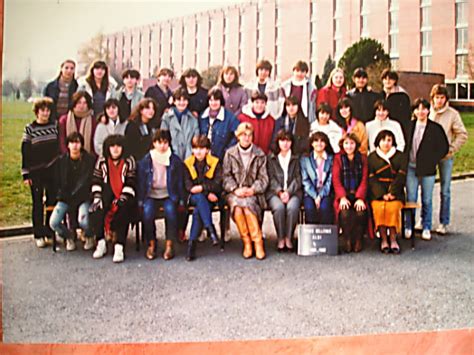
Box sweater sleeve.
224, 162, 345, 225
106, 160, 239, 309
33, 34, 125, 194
355, 154, 369, 200
332, 154, 347, 199
449, 110, 468, 155
21, 125, 32, 180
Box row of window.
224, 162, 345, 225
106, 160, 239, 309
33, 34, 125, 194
106, 0, 469, 79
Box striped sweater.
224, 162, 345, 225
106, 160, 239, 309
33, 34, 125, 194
21, 121, 59, 180
91, 155, 136, 202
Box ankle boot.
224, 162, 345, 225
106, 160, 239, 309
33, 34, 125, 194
163, 240, 174, 260
343, 233, 352, 253
186, 240, 197, 261
353, 234, 362, 253
245, 209, 265, 260
206, 225, 219, 246
146, 239, 156, 260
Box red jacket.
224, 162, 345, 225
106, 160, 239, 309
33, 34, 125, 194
316, 85, 347, 118
238, 106, 275, 155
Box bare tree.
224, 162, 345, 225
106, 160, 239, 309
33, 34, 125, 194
77, 32, 111, 76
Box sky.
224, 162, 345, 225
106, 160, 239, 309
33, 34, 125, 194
3, 0, 249, 83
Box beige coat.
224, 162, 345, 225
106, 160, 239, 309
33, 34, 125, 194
222, 144, 269, 219
430, 104, 468, 157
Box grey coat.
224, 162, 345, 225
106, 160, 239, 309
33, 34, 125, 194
265, 152, 303, 201
222, 144, 269, 219
160, 109, 199, 160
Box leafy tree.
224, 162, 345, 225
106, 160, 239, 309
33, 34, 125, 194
338, 38, 390, 87
321, 55, 335, 86
201, 65, 223, 89
2, 80, 17, 97
19, 78, 35, 100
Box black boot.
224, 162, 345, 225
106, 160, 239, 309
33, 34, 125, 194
206, 225, 219, 246
186, 240, 197, 261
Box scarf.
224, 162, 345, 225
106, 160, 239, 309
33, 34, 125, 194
341, 153, 363, 195
66, 110, 93, 153
150, 147, 171, 166
376, 147, 396, 165
173, 107, 188, 125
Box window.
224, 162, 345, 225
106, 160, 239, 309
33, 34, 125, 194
360, 0, 369, 37
389, 0, 399, 61
420, 0, 432, 72
333, 0, 343, 60
455, 0, 469, 77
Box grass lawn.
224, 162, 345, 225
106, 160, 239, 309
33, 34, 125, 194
1, 100, 473, 227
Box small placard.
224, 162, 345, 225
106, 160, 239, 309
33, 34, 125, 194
297, 224, 338, 256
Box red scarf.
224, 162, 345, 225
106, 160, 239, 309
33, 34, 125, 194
105, 158, 125, 234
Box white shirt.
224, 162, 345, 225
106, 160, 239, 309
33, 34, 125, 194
366, 118, 405, 153
278, 150, 292, 190
310, 120, 343, 153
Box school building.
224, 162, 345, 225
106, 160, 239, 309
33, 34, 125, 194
100, 0, 473, 102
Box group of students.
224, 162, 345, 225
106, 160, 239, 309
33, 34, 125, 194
21, 58, 468, 263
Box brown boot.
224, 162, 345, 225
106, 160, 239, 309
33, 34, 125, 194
343, 234, 352, 253
233, 207, 253, 259
163, 240, 174, 260
244, 208, 265, 260
146, 240, 156, 260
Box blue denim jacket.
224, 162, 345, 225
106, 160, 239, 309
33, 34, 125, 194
137, 152, 185, 206
199, 107, 240, 160
300, 153, 334, 199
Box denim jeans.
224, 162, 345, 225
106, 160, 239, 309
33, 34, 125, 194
303, 196, 334, 224
438, 158, 453, 225
142, 197, 178, 243
406, 165, 435, 230
188, 193, 216, 241
49, 201, 91, 239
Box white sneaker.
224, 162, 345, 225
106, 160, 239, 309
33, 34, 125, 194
415, 221, 423, 231
113, 244, 124, 263
436, 224, 447, 235
198, 230, 207, 242
66, 238, 76, 251
93, 239, 107, 259
404, 228, 412, 239
35, 237, 47, 248
83, 237, 95, 250
421, 229, 432, 241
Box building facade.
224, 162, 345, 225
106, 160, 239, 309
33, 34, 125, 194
101, 0, 473, 101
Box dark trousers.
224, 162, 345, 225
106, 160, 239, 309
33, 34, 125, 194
143, 197, 178, 243
90, 198, 133, 246
303, 196, 334, 224
30, 173, 56, 238
339, 208, 367, 237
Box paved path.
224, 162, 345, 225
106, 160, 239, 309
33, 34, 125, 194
2, 180, 473, 343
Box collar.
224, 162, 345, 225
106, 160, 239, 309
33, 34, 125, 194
313, 151, 328, 161
201, 107, 225, 121
376, 146, 396, 164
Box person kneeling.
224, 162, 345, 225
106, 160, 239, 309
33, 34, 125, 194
50, 132, 95, 251
223, 122, 269, 260
90, 135, 136, 263
184, 135, 223, 261
137, 129, 185, 260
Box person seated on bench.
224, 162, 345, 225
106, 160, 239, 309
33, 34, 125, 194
266, 130, 302, 252
332, 133, 368, 253
223, 122, 269, 260
183, 135, 223, 261
90, 134, 136, 263
50, 132, 95, 251
300, 131, 335, 226
368, 130, 407, 254
137, 129, 185, 261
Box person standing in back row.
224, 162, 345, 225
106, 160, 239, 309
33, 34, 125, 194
346, 67, 381, 124
145, 68, 174, 128
429, 84, 468, 235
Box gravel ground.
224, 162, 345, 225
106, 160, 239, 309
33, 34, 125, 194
2, 180, 473, 343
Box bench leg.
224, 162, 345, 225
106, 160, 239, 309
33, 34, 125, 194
135, 222, 140, 252
411, 210, 415, 250
220, 209, 226, 251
